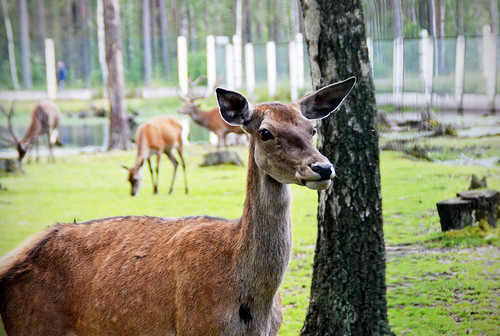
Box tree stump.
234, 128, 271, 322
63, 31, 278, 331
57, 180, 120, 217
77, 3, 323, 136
457, 189, 499, 227
200, 151, 244, 167
0, 158, 21, 173
436, 198, 474, 231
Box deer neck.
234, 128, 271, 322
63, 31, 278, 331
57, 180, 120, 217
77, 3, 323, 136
189, 106, 210, 128
235, 141, 293, 301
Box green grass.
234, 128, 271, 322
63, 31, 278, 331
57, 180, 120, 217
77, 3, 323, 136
1, 146, 499, 335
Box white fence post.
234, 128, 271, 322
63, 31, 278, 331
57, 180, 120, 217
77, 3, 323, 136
225, 43, 235, 90
455, 35, 465, 111
266, 41, 277, 98
232, 35, 243, 89
289, 41, 298, 101
45, 38, 57, 100
206, 35, 216, 90
177, 36, 188, 95
482, 25, 497, 112
295, 33, 304, 89
420, 30, 434, 110
245, 42, 255, 95
393, 36, 404, 110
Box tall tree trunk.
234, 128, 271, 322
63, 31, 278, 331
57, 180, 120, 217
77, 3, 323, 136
299, 0, 393, 335
143, 0, 152, 86
1, 0, 20, 90
243, 0, 252, 43
393, 0, 403, 38
19, 0, 32, 89
97, 0, 108, 84
36, 0, 47, 56
158, 0, 170, 76
103, 0, 130, 151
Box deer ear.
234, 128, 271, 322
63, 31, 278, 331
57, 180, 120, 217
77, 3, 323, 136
216, 88, 252, 126
298, 76, 356, 120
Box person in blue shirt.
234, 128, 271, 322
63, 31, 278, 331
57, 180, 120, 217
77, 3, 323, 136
57, 61, 67, 90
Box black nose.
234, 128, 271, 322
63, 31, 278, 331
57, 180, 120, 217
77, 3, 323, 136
310, 163, 334, 179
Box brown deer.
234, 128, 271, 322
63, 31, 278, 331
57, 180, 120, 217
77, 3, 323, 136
121, 115, 188, 196
1, 100, 61, 166
178, 81, 246, 148
0, 77, 355, 336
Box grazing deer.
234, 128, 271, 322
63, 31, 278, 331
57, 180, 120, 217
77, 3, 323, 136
121, 115, 188, 196
0, 77, 355, 336
178, 80, 246, 148
1, 100, 61, 166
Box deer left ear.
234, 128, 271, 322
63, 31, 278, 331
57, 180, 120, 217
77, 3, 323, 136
298, 76, 356, 120
216, 88, 252, 126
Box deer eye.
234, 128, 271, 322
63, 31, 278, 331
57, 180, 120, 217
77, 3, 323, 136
312, 127, 317, 136
258, 129, 274, 141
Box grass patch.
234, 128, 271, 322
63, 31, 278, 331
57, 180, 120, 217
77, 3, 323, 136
1, 146, 499, 335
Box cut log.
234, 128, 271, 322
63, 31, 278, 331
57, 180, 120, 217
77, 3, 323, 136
457, 189, 499, 227
436, 197, 474, 231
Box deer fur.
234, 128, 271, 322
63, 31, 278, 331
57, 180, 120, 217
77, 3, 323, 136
123, 115, 188, 196
0, 77, 355, 336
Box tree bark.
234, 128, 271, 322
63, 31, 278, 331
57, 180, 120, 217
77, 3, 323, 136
36, 0, 47, 56
1, 0, 20, 90
299, 0, 393, 335
103, 0, 130, 151
142, 0, 152, 86
19, 0, 32, 89
158, 0, 170, 76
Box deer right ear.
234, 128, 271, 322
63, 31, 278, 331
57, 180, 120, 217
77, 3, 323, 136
216, 88, 252, 126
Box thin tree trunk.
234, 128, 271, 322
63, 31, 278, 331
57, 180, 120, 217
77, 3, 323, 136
103, 0, 130, 151
19, 0, 32, 89
243, 0, 252, 43
393, 0, 403, 38
143, 0, 152, 86
299, 0, 393, 335
97, 0, 107, 84
36, 0, 47, 56
158, 0, 170, 76
1, 0, 20, 90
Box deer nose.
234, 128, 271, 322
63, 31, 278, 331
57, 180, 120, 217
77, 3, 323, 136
310, 163, 334, 180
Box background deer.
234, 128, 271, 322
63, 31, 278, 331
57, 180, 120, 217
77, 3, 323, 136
178, 79, 246, 148
121, 115, 188, 196
0, 77, 355, 335
1, 100, 61, 166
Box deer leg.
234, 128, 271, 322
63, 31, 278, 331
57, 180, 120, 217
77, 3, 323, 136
47, 130, 54, 162
147, 157, 157, 194
176, 147, 188, 194
166, 151, 178, 194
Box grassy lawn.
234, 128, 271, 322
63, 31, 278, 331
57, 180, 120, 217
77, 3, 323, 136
0, 99, 499, 334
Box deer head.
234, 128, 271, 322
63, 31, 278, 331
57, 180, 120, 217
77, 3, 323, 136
0, 102, 27, 162
217, 76, 356, 190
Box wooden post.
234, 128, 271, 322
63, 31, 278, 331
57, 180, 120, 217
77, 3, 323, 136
295, 33, 305, 89
232, 35, 243, 89
225, 43, 235, 90
289, 41, 298, 101
455, 35, 465, 112
266, 41, 277, 98
393, 36, 404, 111
245, 42, 255, 95
206, 35, 216, 90
177, 36, 188, 95
45, 39, 57, 100
420, 30, 434, 112
482, 25, 497, 113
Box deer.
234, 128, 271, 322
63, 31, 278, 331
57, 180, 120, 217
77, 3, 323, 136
121, 115, 188, 196
178, 78, 246, 148
1, 100, 62, 168
0, 77, 355, 336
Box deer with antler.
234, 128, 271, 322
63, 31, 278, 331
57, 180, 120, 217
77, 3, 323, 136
0, 78, 355, 335
121, 115, 188, 196
178, 77, 246, 148
1, 100, 61, 167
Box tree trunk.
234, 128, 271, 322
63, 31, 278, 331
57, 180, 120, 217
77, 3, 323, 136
158, 0, 170, 76
142, 0, 152, 86
393, 0, 403, 38
103, 0, 130, 151
1, 0, 20, 90
243, 0, 252, 43
299, 0, 393, 335
19, 0, 32, 89
97, 0, 108, 84
36, 0, 47, 56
